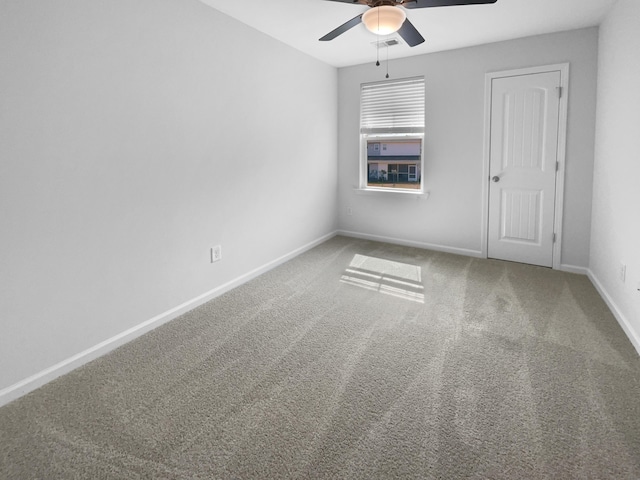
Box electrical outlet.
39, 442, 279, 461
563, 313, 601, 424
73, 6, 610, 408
211, 245, 222, 263
347, 206, 353, 216
619, 263, 626, 282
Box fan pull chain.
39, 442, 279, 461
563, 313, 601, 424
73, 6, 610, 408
375, 8, 381, 67
386, 44, 390, 78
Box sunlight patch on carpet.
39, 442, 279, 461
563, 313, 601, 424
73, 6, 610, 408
340, 254, 425, 303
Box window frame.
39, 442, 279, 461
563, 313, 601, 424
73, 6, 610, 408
358, 76, 425, 194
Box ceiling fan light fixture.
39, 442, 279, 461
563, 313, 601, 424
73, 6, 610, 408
362, 6, 406, 36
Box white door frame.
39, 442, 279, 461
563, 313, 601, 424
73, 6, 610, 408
481, 63, 569, 270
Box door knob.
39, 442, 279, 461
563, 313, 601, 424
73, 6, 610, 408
492, 176, 500, 182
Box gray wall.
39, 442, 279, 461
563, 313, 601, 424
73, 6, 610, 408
337, 28, 598, 269
0, 0, 337, 393
590, 0, 640, 349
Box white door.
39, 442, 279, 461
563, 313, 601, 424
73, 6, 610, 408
408, 165, 417, 182
487, 71, 561, 267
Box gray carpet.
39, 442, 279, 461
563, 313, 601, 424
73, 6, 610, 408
1, 235, 639, 479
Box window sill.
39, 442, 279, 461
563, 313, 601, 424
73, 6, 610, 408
353, 187, 430, 199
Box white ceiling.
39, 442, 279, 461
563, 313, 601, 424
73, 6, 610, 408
198, 0, 617, 68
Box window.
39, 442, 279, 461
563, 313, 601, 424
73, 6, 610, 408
359, 77, 425, 192
366, 138, 422, 189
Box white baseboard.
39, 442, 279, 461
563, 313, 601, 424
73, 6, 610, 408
0, 231, 337, 408
559, 264, 589, 275
588, 269, 640, 357
337, 230, 484, 258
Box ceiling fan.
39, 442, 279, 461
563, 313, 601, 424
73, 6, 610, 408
319, 0, 498, 47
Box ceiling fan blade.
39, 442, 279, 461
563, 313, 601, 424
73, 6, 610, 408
319, 14, 363, 41
402, 0, 497, 9
397, 18, 425, 47
323, 0, 369, 4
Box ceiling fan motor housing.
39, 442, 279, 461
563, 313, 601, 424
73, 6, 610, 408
362, 5, 407, 35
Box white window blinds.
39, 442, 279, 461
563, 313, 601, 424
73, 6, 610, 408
360, 76, 425, 135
